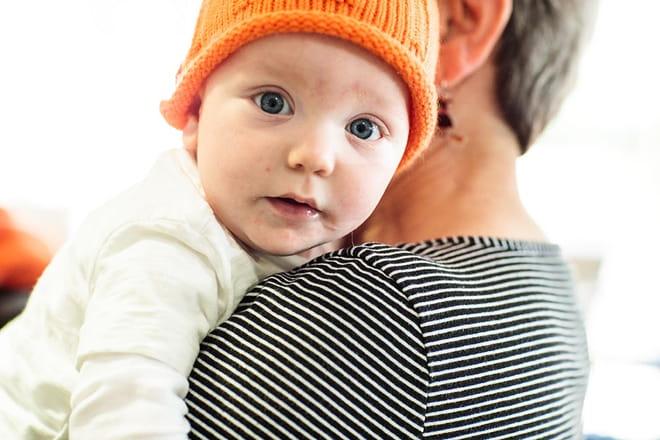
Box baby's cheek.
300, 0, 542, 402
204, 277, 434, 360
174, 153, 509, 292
344, 189, 377, 225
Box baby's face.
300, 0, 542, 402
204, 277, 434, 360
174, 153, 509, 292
192, 33, 410, 257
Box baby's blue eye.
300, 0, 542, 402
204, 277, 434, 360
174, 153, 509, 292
347, 118, 381, 140
255, 92, 291, 114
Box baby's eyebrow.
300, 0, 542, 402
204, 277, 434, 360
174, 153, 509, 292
350, 81, 411, 111
241, 47, 325, 88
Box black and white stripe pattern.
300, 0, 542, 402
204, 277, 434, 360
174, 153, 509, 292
186, 237, 589, 439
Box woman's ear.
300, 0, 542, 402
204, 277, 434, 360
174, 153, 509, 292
437, 0, 512, 86
182, 113, 199, 161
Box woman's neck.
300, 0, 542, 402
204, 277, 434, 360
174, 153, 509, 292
359, 123, 547, 244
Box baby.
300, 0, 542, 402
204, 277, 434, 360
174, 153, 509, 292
0, 0, 438, 438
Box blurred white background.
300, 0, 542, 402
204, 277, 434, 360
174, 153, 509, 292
1, 1, 658, 438
518, 2, 660, 438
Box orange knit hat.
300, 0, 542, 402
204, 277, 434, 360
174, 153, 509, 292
160, 0, 439, 170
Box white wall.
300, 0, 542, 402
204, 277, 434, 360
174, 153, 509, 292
519, 3, 660, 437
0, 0, 201, 238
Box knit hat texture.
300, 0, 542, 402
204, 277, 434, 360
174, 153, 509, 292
160, 0, 439, 170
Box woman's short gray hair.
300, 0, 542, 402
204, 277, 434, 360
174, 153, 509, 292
494, 0, 598, 153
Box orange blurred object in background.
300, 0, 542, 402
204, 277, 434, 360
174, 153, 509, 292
0, 208, 52, 291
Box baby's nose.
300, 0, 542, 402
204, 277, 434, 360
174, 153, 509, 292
286, 128, 337, 177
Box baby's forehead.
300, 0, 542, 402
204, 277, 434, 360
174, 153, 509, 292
203, 33, 409, 102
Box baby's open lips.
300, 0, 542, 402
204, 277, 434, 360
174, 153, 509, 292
280, 197, 306, 207
266, 195, 321, 218
272, 194, 318, 210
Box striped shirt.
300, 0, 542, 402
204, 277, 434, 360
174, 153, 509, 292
186, 237, 589, 439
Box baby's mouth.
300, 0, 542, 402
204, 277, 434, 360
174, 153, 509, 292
283, 197, 313, 208
267, 196, 320, 219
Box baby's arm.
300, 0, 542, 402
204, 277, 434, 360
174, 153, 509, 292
69, 224, 223, 439
70, 354, 189, 438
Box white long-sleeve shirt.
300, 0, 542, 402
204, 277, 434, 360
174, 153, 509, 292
0, 148, 304, 439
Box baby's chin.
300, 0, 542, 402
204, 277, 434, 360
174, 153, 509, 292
295, 239, 345, 260
243, 236, 345, 261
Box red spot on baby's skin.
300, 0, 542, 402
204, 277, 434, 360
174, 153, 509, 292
264, 167, 271, 173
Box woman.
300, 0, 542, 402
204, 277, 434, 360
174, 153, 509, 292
185, 0, 596, 438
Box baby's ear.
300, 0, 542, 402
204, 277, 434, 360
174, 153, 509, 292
182, 114, 199, 160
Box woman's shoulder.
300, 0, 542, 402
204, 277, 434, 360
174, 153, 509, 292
233, 242, 431, 316
396, 235, 563, 258
187, 238, 588, 439
234, 242, 423, 322
298, 237, 568, 284
316, 236, 564, 263
233, 236, 575, 324
189, 242, 432, 440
